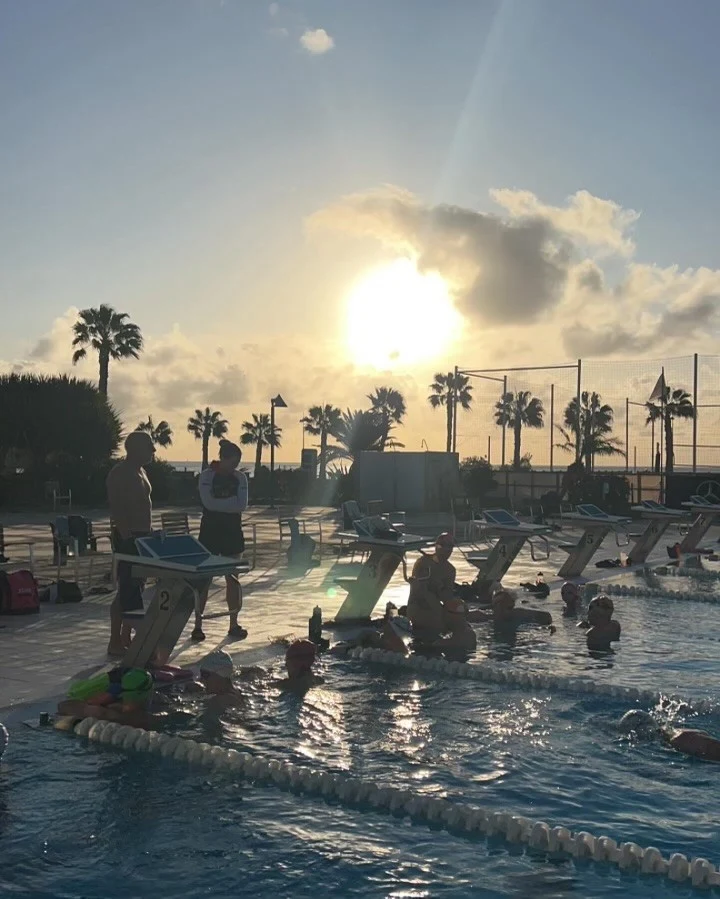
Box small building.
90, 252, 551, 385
354, 451, 461, 513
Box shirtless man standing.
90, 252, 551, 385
106, 431, 154, 657
406, 532, 456, 641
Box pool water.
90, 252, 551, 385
3, 588, 720, 898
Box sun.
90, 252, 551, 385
345, 258, 460, 369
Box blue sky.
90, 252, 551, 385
2, 0, 719, 459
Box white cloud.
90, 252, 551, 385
300, 28, 335, 55
269, 2, 279, 16
491, 188, 640, 257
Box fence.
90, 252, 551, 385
454, 354, 720, 474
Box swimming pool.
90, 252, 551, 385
3, 586, 720, 897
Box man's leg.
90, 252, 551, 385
109, 559, 134, 656
225, 574, 247, 640
191, 580, 212, 641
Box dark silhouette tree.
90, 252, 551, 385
428, 372, 473, 453
494, 390, 544, 470
71, 304, 143, 395
240, 413, 282, 477
646, 386, 694, 474
187, 407, 228, 470
301, 405, 342, 479
556, 391, 624, 471
367, 386, 407, 450
137, 416, 173, 449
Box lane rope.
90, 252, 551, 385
70, 717, 720, 889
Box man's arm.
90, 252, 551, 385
199, 471, 249, 513
107, 467, 132, 538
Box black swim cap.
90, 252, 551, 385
219, 439, 242, 461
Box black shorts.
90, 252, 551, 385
198, 516, 245, 558
112, 530, 149, 613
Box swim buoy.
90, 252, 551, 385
67, 667, 154, 706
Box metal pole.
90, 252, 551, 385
575, 359, 582, 465
549, 383, 555, 472
487, 435, 491, 465
451, 365, 459, 455
660, 366, 665, 502
501, 375, 507, 468
270, 400, 276, 509
651, 419, 655, 469
693, 352, 698, 473
625, 397, 629, 472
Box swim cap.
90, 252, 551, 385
285, 639, 317, 667
493, 589, 516, 608
619, 710, 659, 737
0, 723, 7, 760
561, 582, 580, 602
218, 439, 242, 461
589, 594, 614, 613
200, 650, 234, 680
436, 532, 455, 547
119, 668, 154, 703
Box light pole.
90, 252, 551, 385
269, 393, 287, 509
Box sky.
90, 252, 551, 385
2, 0, 720, 467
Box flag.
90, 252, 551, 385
648, 371, 666, 403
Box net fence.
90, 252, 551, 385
456, 354, 720, 472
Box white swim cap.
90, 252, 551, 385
619, 709, 659, 736
199, 650, 234, 679
0, 723, 8, 759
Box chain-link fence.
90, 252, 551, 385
456, 354, 719, 472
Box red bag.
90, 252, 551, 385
0, 570, 40, 615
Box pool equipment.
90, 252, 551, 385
557, 505, 632, 579
627, 501, 690, 564
601, 580, 720, 606
462, 510, 552, 602
679, 495, 720, 555
114, 534, 249, 669
348, 647, 720, 716
69, 717, 720, 889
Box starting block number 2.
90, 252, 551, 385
159, 590, 171, 611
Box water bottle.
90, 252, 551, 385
536, 572, 544, 585
309, 606, 323, 644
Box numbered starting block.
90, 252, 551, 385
115, 534, 249, 669
557, 504, 631, 579
627, 500, 689, 564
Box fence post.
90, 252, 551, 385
693, 352, 698, 473
549, 383, 555, 472
625, 397, 629, 472
501, 375, 507, 468
575, 359, 582, 464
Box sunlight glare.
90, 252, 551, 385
345, 258, 460, 369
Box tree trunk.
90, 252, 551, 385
201, 434, 209, 470
254, 439, 263, 478
379, 412, 388, 451
98, 351, 110, 395
445, 395, 453, 453
513, 421, 522, 469
665, 413, 673, 474
320, 430, 327, 480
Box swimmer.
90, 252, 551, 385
274, 639, 324, 690
407, 532, 456, 640
519, 573, 550, 599
619, 710, 720, 762
57, 667, 156, 729
469, 589, 553, 628
186, 650, 245, 710
434, 598, 477, 652
579, 594, 620, 651
561, 582, 581, 616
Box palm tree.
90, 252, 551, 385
646, 385, 694, 474
187, 407, 228, 470
71, 304, 143, 395
325, 409, 386, 465
137, 416, 173, 449
367, 386, 407, 450
301, 404, 342, 479
240, 413, 282, 477
556, 391, 624, 471
428, 372, 473, 453
494, 390, 544, 470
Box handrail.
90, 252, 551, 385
528, 534, 550, 561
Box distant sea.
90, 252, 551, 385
168, 460, 301, 477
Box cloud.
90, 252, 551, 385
491, 188, 639, 257
300, 28, 335, 55
269, 2, 279, 15
308, 185, 573, 324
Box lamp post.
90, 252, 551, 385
269, 393, 287, 509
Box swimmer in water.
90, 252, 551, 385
273, 639, 324, 690
579, 594, 620, 651
330, 613, 413, 657
519, 573, 550, 599
407, 532, 456, 641
619, 710, 720, 762
469, 589, 553, 628
434, 597, 477, 652
182, 650, 245, 711
561, 582, 581, 617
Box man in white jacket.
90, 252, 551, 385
194, 440, 249, 642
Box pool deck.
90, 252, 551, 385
2, 504, 716, 718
